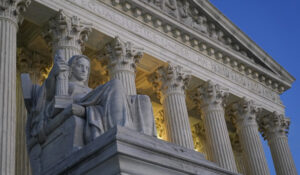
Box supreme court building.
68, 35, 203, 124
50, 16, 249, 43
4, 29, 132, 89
0, 0, 298, 175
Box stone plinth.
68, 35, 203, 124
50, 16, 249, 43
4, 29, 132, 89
43, 126, 238, 175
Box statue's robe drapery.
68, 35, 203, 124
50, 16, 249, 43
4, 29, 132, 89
28, 79, 156, 144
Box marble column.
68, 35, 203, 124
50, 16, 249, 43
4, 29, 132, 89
232, 98, 270, 175
229, 130, 246, 175
196, 80, 237, 172
43, 10, 91, 104
0, 1, 31, 174
152, 63, 194, 149
259, 112, 297, 175
16, 49, 32, 175
105, 37, 143, 95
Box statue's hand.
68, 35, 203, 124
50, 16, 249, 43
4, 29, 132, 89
51, 59, 69, 77
65, 104, 85, 117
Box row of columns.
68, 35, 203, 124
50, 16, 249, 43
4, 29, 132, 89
1, 6, 297, 175
149, 65, 297, 175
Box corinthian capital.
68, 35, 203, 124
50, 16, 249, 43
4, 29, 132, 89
258, 112, 290, 140
195, 80, 228, 108
150, 63, 191, 96
105, 36, 143, 72
43, 10, 92, 56
0, 0, 31, 24
232, 98, 260, 126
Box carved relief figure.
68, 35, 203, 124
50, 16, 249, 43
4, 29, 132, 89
193, 15, 208, 34
148, 0, 163, 9
163, 0, 177, 18
178, 0, 193, 25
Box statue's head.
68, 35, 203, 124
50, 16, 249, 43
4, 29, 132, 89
68, 55, 90, 86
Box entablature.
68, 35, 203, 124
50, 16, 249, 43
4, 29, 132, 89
105, 0, 294, 94
28, 0, 285, 113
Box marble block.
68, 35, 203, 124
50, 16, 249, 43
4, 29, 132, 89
43, 126, 239, 175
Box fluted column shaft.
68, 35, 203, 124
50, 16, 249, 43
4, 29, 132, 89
238, 124, 270, 175
163, 90, 194, 149
202, 106, 237, 172
259, 113, 297, 175
153, 64, 194, 149
16, 74, 31, 175
0, 1, 30, 174
0, 14, 18, 175
234, 151, 246, 175
110, 65, 137, 95
269, 135, 296, 175
233, 99, 270, 175
106, 37, 143, 95
196, 81, 237, 172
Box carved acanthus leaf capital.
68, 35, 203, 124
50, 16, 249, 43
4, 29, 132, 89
0, 0, 31, 24
150, 63, 191, 96
105, 36, 143, 72
232, 97, 261, 126
195, 80, 228, 108
43, 10, 92, 55
258, 112, 290, 140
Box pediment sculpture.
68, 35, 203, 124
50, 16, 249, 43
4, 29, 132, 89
21, 51, 157, 175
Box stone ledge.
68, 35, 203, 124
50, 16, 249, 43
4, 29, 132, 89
44, 126, 239, 175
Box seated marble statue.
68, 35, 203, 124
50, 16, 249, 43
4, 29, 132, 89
24, 54, 156, 146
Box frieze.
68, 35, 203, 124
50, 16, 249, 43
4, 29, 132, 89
67, 0, 281, 104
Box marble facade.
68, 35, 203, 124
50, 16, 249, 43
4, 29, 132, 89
0, 0, 297, 174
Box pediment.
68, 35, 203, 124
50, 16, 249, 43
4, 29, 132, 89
123, 0, 295, 91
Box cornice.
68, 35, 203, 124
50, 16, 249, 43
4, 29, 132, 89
106, 0, 293, 94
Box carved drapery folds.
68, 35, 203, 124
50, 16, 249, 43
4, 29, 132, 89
150, 63, 194, 149
258, 112, 297, 175
232, 98, 270, 175
195, 81, 237, 172
0, 1, 31, 175
105, 36, 143, 95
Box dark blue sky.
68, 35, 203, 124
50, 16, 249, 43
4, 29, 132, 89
209, 0, 300, 174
